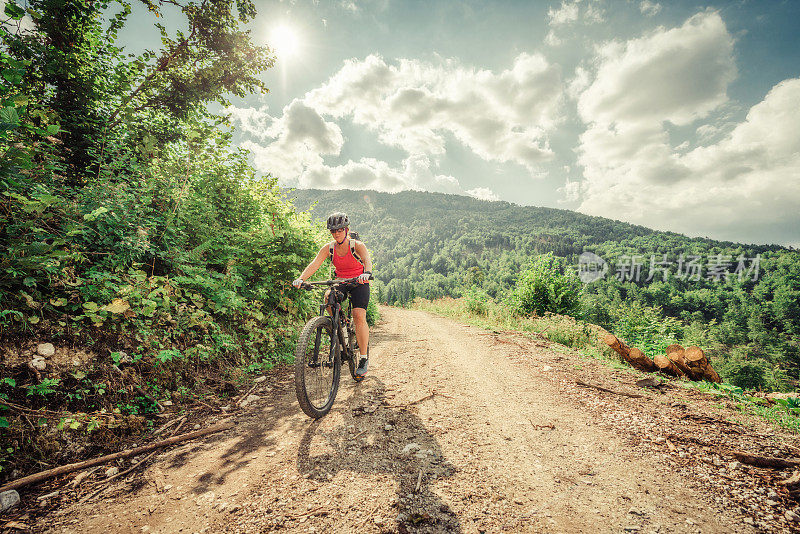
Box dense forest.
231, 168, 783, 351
288, 188, 800, 391
0, 0, 328, 480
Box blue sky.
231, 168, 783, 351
117, 0, 799, 246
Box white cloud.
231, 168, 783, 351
548, 1, 580, 26
639, 1, 661, 17
304, 53, 563, 172
466, 187, 500, 201
232, 99, 344, 182
296, 155, 464, 195
558, 177, 581, 202
578, 11, 736, 127
548, 0, 604, 26
233, 52, 565, 193
545, 0, 605, 46
573, 11, 800, 243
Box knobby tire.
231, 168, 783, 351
294, 316, 340, 418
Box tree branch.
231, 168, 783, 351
106, 29, 194, 129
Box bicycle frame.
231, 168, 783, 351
305, 279, 361, 366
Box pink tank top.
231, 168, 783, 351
331, 240, 364, 278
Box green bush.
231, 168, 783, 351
507, 253, 581, 317
366, 297, 380, 326
464, 286, 492, 316
611, 302, 681, 355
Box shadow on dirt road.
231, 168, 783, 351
297, 376, 462, 532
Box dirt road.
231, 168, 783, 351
47, 306, 788, 533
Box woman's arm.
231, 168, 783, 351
297, 244, 331, 281
355, 241, 372, 273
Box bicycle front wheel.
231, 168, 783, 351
295, 316, 341, 418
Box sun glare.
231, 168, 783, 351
271, 24, 300, 61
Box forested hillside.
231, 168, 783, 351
288, 188, 799, 391
0, 0, 321, 482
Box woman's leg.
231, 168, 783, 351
323, 289, 332, 316
352, 307, 369, 355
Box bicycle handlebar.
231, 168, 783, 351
300, 274, 374, 290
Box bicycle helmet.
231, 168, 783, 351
326, 212, 349, 230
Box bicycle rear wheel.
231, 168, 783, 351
294, 316, 341, 418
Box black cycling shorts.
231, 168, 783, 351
343, 282, 370, 310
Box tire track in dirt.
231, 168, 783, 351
46, 306, 748, 533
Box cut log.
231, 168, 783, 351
653, 354, 684, 377
603, 335, 657, 372
684, 346, 722, 383
667, 349, 700, 380
628, 347, 658, 373
0, 422, 234, 493
665, 344, 684, 355
604, 333, 628, 356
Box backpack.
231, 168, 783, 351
329, 232, 364, 277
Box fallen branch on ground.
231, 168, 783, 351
528, 420, 555, 430
725, 451, 800, 469
80, 419, 187, 503
152, 416, 186, 437
235, 384, 259, 407
0, 421, 234, 492
574, 379, 645, 399
414, 467, 424, 493
399, 390, 455, 407
286, 505, 330, 520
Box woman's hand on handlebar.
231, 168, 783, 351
356, 271, 372, 284
292, 278, 305, 288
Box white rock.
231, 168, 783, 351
728, 461, 740, 470
193, 424, 201, 430
384, 424, 393, 431
254, 376, 267, 383
72, 471, 91, 488
105, 467, 119, 477
37, 343, 55, 357
30, 358, 46, 371
542, 365, 553, 372
0, 490, 20, 513
401, 443, 421, 455
786, 510, 800, 522
162, 400, 173, 406
239, 394, 260, 407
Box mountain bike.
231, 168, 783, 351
294, 276, 372, 419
